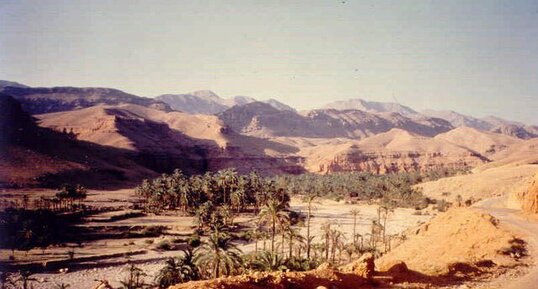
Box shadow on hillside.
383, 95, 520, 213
109, 108, 305, 175
376, 261, 497, 288
1, 95, 305, 190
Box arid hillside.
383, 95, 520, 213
0, 85, 171, 114
0, 95, 157, 188
377, 208, 522, 275
522, 173, 538, 214
218, 102, 453, 139
2, 81, 537, 188
295, 128, 487, 174
417, 134, 538, 202
510, 172, 538, 215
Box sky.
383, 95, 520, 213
1, 0, 537, 124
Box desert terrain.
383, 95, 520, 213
1, 81, 537, 289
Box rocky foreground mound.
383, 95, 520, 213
377, 208, 523, 275
168, 265, 373, 289
520, 173, 538, 215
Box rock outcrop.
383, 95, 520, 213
521, 173, 538, 214
339, 253, 375, 279
168, 267, 371, 289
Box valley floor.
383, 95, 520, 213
1, 189, 430, 289
2, 187, 538, 289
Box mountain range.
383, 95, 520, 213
1, 80, 536, 188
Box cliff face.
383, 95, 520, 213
314, 150, 482, 174
521, 173, 538, 214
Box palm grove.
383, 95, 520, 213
0, 168, 459, 288
135, 168, 455, 288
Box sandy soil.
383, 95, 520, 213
475, 197, 538, 289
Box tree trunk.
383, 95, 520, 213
289, 235, 293, 259
281, 230, 285, 255
306, 200, 312, 259
271, 218, 276, 254
353, 214, 357, 246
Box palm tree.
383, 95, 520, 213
379, 204, 394, 244
251, 225, 264, 253
350, 208, 360, 246
120, 264, 147, 289
155, 248, 199, 288
194, 229, 242, 278
286, 228, 305, 258
320, 221, 332, 261
258, 199, 289, 254
304, 194, 316, 259
252, 250, 288, 272
330, 229, 344, 264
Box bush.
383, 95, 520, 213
172, 238, 185, 244
435, 200, 451, 212
144, 239, 154, 244
187, 234, 201, 248
155, 240, 172, 251
140, 226, 166, 237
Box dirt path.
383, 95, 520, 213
475, 197, 538, 289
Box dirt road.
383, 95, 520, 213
475, 197, 538, 289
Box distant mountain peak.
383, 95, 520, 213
323, 98, 417, 115
191, 90, 220, 99
0, 80, 29, 89
156, 91, 295, 114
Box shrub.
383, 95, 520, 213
155, 240, 172, 251
141, 226, 166, 237
187, 234, 201, 248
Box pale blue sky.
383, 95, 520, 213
1, 0, 537, 124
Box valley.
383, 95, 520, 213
0, 81, 537, 289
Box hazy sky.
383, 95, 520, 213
1, 0, 537, 124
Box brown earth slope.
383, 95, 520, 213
36, 104, 304, 176
519, 173, 538, 215
377, 208, 522, 275
0, 95, 156, 188
296, 129, 487, 174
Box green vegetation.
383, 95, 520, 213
155, 249, 199, 288
271, 168, 466, 208
0, 208, 82, 256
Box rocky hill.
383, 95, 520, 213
377, 207, 522, 275
0, 94, 157, 188
0, 85, 172, 114
423, 110, 538, 139
218, 102, 453, 139
155, 90, 293, 114
522, 174, 538, 214
296, 128, 487, 174
323, 98, 417, 115
434, 127, 521, 157
35, 103, 304, 177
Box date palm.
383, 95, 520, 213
320, 221, 332, 261
350, 208, 360, 246
258, 199, 289, 254
194, 230, 242, 278
304, 194, 316, 259
286, 228, 305, 258
155, 248, 199, 288
252, 250, 288, 272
